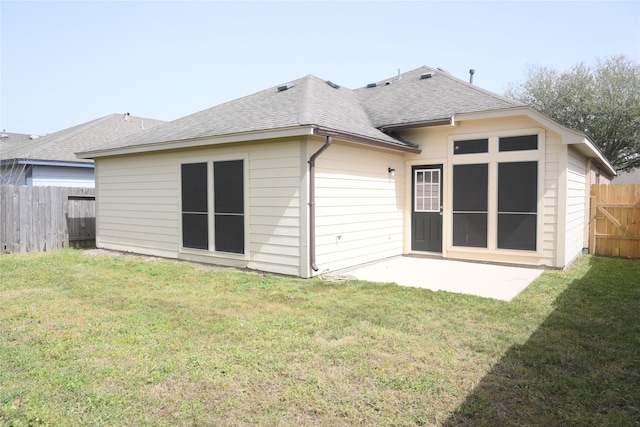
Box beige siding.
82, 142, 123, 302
94, 139, 306, 276
311, 140, 405, 272
565, 146, 588, 266
96, 155, 180, 255
543, 134, 561, 263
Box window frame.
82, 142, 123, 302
447, 129, 544, 256
179, 153, 249, 260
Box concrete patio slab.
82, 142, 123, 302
339, 256, 545, 301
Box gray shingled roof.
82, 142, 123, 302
356, 66, 524, 128
0, 114, 165, 164
79, 66, 526, 157
87, 75, 410, 154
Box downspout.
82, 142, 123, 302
309, 135, 332, 272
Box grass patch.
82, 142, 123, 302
0, 250, 638, 426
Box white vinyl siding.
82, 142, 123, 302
312, 141, 405, 272
31, 165, 94, 188
565, 146, 588, 265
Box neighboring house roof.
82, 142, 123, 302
75, 66, 615, 176
0, 132, 39, 144
1, 113, 165, 166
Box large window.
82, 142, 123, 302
181, 163, 208, 250
453, 164, 488, 248
181, 160, 244, 254
213, 160, 244, 254
450, 133, 540, 252
497, 161, 537, 250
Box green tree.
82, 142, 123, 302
505, 55, 640, 172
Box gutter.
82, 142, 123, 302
308, 135, 332, 272
378, 116, 455, 132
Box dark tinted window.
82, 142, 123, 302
453, 213, 488, 248
453, 139, 488, 155
181, 163, 208, 213
499, 135, 538, 152
498, 214, 537, 250
214, 160, 244, 254
182, 213, 208, 250
181, 163, 208, 249
497, 161, 537, 250
453, 164, 488, 211
214, 160, 244, 214
498, 162, 537, 213
215, 215, 244, 254
453, 164, 488, 248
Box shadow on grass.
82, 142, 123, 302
444, 257, 640, 426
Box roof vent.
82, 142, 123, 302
420, 72, 435, 79
325, 80, 340, 89
29, 135, 40, 140
367, 83, 378, 88
277, 83, 295, 92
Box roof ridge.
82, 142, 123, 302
297, 75, 322, 125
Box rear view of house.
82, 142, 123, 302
77, 66, 615, 277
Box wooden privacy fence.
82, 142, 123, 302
0, 185, 95, 254
590, 184, 640, 258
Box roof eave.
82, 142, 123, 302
0, 158, 93, 168
77, 126, 318, 159
378, 117, 455, 132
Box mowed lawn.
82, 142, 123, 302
1, 250, 638, 426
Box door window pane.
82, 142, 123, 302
414, 169, 440, 212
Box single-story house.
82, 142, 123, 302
77, 66, 615, 277
1, 113, 164, 187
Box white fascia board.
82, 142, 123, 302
16, 159, 94, 168
455, 107, 616, 176
77, 126, 317, 159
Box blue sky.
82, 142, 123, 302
2, 1, 639, 136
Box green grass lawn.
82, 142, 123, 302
1, 250, 638, 426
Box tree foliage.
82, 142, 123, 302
505, 55, 640, 172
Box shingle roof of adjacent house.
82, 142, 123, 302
1, 114, 165, 164
78, 66, 525, 157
